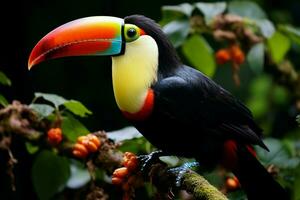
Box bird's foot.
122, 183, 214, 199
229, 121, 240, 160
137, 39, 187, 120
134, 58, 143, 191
167, 161, 200, 187
137, 150, 166, 176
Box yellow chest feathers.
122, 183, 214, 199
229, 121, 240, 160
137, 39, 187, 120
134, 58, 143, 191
112, 35, 158, 114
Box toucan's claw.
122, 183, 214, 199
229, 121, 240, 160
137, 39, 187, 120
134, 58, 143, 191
167, 162, 200, 187
138, 150, 165, 176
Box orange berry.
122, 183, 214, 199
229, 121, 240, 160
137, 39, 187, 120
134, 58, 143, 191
112, 177, 123, 185
72, 150, 86, 159
230, 45, 245, 65
73, 143, 88, 158
216, 49, 231, 65
47, 128, 63, 145
77, 136, 88, 144
86, 141, 98, 153
226, 176, 240, 190
87, 134, 101, 148
113, 167, 129, 179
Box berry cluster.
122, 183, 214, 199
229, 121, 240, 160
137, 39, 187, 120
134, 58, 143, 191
215, 45, 245, 65
112, 152, 142, 199
72, 134, 101, 158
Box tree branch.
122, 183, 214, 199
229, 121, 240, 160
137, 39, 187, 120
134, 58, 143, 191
0, 101, 228, 199
182, 171, 228, 200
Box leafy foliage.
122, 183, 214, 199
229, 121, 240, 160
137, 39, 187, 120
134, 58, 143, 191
29, 103, 55, 118
34, 92, 67, 109
61, 113, 89, 142
195, 2, 226, 23
0, 94, 9, 107
247, 43, 264, 74
267, 31, 291, 63
66, 160, 91, 189
63, 100, 92, 117
32, 150, 70, 200
0, 71, 11, 86
0, 71, 11, 107
182, 35, 216, 77
228, 1, 267, 19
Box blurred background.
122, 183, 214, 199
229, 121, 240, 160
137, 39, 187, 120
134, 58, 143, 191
1, 0, 300, 199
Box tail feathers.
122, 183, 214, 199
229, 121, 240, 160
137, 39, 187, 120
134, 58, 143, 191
233, 144, 289, 200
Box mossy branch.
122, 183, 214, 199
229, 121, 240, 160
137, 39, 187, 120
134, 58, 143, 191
182, 170, 228, 200
149, 163, 228, 200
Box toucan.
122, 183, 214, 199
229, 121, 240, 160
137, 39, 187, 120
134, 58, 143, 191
28, 15, 288, 199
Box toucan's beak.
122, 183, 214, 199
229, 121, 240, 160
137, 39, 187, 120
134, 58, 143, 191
28, 16, 124, 69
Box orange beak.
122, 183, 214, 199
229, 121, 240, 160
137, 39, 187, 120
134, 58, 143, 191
28, 16, 124, 69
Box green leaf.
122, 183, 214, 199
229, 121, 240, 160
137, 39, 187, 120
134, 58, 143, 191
163, 20, 190, 48
66, 160, 91, 189
267, 31, 291, 64
32, 150, 70, 200
0, 94, 9, 107
0, 71, 11, 86
272, 85, 289, 106
247, 43, 264, 74
29, 103, 55, 118
63, 100, 92, 117
278, 25, 300, 45
35, 92, 67, 109
228, 1, 266, 20
195, 2, 227, 24
182, 34, 216, 77
161, 3, 193, 25
246, 75, 271, 118
25, 142, 39, 154
61, 113, 89, 142
255, 138, 299, 169
255, 19, 275, 38
107, 126, 142, 143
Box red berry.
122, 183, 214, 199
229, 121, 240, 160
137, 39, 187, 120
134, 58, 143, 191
216, 49, 231, 65
230, 45, 245, 65
226, 176, 240, 190
47, 128, 63, 145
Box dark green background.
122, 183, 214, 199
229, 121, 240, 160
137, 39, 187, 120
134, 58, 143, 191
1, 0, 299, 132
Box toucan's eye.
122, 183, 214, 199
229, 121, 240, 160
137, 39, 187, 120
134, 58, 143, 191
124, 24, 142, 42
127, 28, 137, 38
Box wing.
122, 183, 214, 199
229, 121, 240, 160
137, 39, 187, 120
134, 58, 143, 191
153, 66, 268, 150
